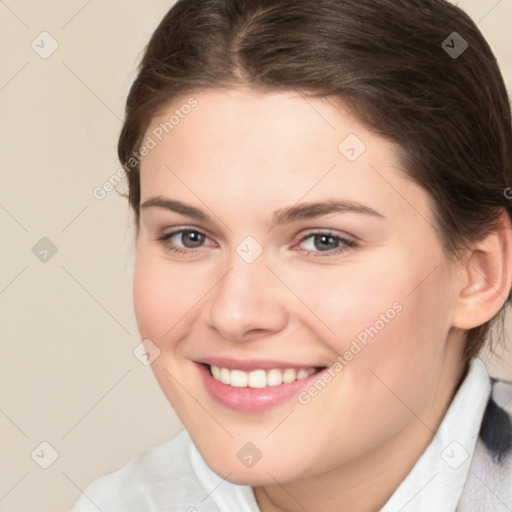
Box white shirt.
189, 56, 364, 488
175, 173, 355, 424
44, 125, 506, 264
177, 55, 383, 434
68, 358, 511, 512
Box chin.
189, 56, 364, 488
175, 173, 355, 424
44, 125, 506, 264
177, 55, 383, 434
198, 441, 306, 486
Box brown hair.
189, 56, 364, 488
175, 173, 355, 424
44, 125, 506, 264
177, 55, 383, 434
118, 0, 512, 367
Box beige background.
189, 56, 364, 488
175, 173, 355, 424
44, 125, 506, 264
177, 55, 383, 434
0, 1, 511, 510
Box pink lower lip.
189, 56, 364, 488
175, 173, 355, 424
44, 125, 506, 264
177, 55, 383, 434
197, 363, 323, 412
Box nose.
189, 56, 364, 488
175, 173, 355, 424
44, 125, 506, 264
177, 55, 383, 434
201, 253, 289, 343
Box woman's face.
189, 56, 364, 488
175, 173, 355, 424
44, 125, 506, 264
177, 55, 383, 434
134, 88, 465, 485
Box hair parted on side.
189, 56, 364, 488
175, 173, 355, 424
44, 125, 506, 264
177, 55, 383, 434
118, 0, 512, 368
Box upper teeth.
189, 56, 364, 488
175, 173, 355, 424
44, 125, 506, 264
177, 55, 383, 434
210, 365, 317, 388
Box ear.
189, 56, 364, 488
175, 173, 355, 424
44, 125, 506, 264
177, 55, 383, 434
451, 209, 512, 330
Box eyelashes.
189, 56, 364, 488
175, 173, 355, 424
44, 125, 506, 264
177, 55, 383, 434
156, 228, 358, 258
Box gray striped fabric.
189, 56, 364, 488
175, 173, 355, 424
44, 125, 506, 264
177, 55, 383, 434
457, 378, 512, 511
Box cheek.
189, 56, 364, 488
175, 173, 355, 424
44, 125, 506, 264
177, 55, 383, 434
133, 245, 200, 341
132, 246, 203, 407
284, 257, 406, 349
290, 247, 453, 373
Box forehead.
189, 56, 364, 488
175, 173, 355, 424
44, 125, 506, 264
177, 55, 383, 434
139, 88, 434, 227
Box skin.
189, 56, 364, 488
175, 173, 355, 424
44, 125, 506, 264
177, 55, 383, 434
133, 88, 511, 511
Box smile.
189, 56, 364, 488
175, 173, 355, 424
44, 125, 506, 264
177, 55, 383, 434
196, 361, 326, 412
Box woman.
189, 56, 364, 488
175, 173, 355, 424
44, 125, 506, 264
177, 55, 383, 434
69, 0, 512, 510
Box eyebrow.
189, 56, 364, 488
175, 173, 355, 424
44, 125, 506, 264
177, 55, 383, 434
140, 197, 386, 225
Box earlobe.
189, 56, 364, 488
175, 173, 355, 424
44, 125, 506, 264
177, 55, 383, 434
452, 210, 512, 329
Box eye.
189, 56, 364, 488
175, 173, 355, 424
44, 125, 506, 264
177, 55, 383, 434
157, 229, 214, 254
295, 231, 357, 257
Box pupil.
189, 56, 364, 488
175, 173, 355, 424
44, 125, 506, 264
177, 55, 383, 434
315, 235, 337, 251
184, 231, 204, 248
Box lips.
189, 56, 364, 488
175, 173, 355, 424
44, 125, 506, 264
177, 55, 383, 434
196, 358, 326, 412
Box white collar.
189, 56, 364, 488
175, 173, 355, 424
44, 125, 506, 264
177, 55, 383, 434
381, 357, 491, 512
